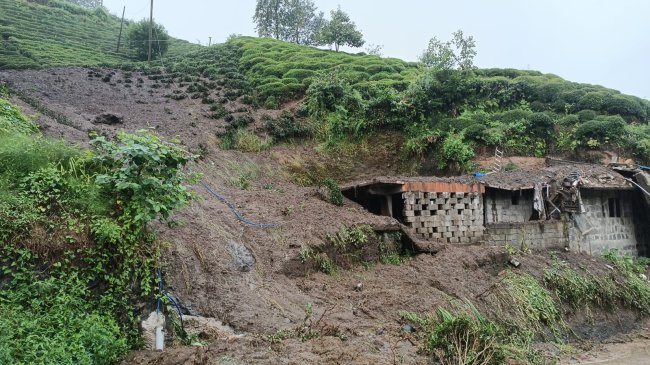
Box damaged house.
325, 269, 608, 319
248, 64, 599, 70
342, 160, 650, 256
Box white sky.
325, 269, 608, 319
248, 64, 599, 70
102, 0, 650, 99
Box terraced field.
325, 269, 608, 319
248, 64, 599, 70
0, 0, 200, 69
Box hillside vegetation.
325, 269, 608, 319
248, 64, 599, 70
0, 89, 196, 363
0, 0, 199, 69
156, 37, 650, 172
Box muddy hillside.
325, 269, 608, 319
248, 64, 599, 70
2, 66, 650, 365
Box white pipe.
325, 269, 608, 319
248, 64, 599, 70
624, 178, 650, 198
155, 326, 164, 351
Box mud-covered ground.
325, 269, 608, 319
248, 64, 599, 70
2, 67, 649, 365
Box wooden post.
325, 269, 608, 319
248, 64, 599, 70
147, 0, 153, 63
116, 6, 125, 52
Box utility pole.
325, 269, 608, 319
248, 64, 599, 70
116, 6, 125, 52
147, 0, 154, 63
208, 37, 212, 47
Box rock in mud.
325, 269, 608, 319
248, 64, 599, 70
93, 112, 123, 125
402, 324, 415, 333
227, 240, 256, 272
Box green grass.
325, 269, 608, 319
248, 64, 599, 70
0, 0, 200, 69
544, 251, 650, 314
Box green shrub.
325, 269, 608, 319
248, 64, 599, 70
91, 131, 197, 224
0, 272, 128, 365
264, 95, 279, 109
525, 112, 555, 141
574, 117, 625, 144
284, 69, 316, 80
0, 99, 38, 135
220, 129, 271, 153
558, 114, 579, 126
575, 91, 606, 112
602, 94, 647, 120
322, 177, 343, 206
264, 111, 310, 141
438, 131, 475, 172
400, 303, 507, 365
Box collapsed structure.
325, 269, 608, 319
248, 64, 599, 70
342, 159, 650, 256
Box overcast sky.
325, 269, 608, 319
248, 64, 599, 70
102, 0, 650, 99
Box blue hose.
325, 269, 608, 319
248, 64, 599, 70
156, 269, 185, 335
199, 180, 274, 228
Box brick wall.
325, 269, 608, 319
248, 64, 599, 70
569, 189, 638, 255
402, 191, 483, 243
485, 221, 569, 250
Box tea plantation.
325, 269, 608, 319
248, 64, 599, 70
159, 36, 650, 169
0, 0, 199, 69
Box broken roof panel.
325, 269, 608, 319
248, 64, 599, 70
342, 160, 632, 193
478, 161, 632, 190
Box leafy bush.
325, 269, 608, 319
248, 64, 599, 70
575, 91, 606, 112
91, 131, 197, 224
525, 112, 555, 141
322, 177, 343, 206
438, 131, 475, 172
0, 270, 128, 365
264, 111, 310, 141
400, 303, 507, 365
577, 109, 597, 122
573, 116, 625, 144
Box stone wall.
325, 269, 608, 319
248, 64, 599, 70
485, 221, 569, 250
402, 191, 483, 243
569, 189, 638, 255
484, 189, 535, 223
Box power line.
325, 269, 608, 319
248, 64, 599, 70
147, 0, 153, 63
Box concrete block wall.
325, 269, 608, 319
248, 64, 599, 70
485, 189, 534, 223
402, 191, 484, 243
569, 190, 638, 255
485, 221, 569, 250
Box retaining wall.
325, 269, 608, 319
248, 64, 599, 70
485, 221, 569, 250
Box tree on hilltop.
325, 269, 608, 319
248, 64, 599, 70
420, 30, 477, 71
125, 19, 169, 61
254, 0, 286, 40
319, 7, 365, 52
284, 0, 325, 45
254, 0, 324, 45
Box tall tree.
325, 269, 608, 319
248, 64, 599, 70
125, 19, 169, 61
419, 30, 477, 71
253, 0, 286, 40
319, 7, 365, 52
284, 0, 315, 44
303, 11, 325, 45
